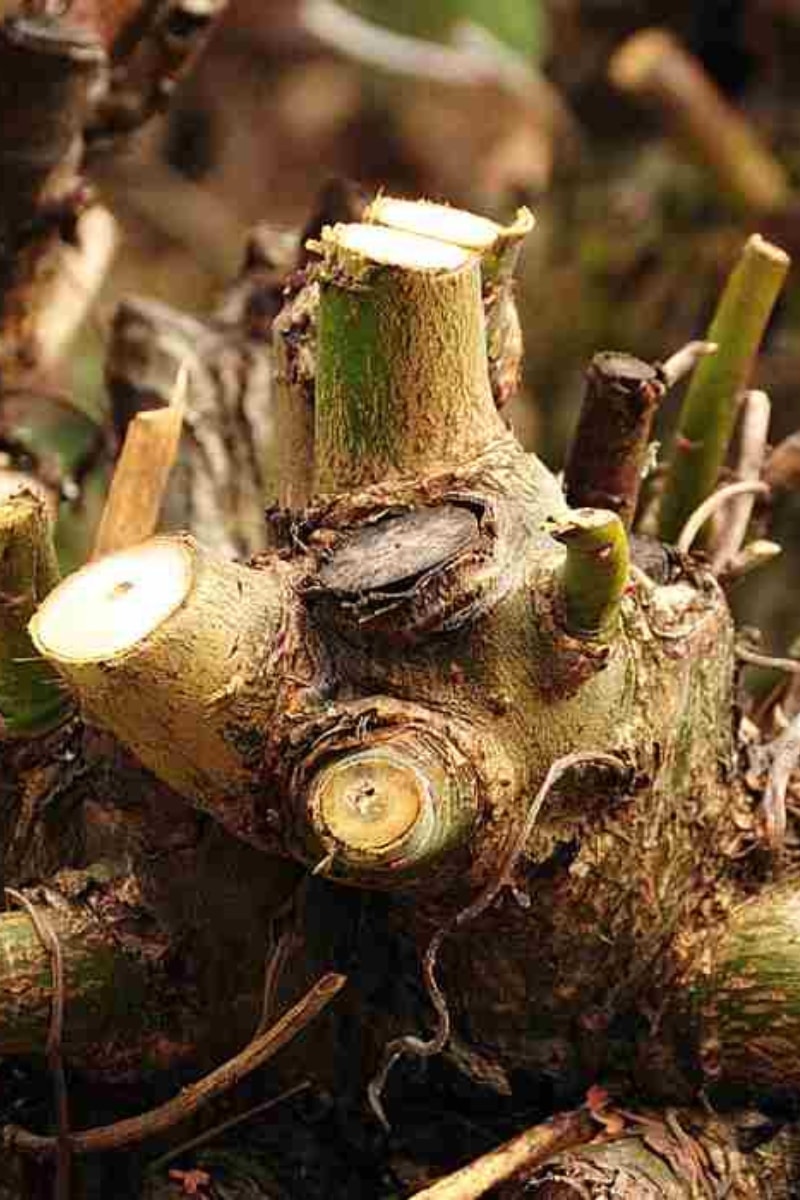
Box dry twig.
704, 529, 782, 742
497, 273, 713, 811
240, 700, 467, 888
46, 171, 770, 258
710, 390, 772, 572
677, 481, 770, 555
5, 973, 345, 1159
659, 340, 718, 388
760, 713, 800, 851
409, 1107, 595, 1200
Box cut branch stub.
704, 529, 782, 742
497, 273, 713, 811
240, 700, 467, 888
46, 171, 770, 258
29, 536, 292, 842
658, 235, 789, 546
548, 508, 630, 640
314, 222, 508, 493
0, 491, 71, 737
563, 352, 662, 529
308, 501, 506, 642
297, 726, 480, 888
364, 196, 534, 409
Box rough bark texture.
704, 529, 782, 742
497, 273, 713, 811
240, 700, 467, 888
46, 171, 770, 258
2, 171, 800, 1196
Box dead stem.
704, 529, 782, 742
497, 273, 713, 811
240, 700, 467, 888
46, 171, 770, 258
660, 340, 718, 388
4, 973, 345, 1159
736, 645, 800, 675
710, 390, 771, 573
677, 481, 770, 555
367, 752, 625, 1130
760, 713, 800, 851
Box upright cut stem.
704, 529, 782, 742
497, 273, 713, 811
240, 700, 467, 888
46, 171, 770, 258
549, 509, 630, 640
0, 492, 70, 737
609, 29, 791, 215
364, 197, 534, 408
563, 352, 662, 529
314, 222, 506, 493
658, 235, 789, 545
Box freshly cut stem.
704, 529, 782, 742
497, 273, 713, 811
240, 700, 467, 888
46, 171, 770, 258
92, 380, 185, 558
301, 729, 479, 887
658, 235, 789, 545
314, 222, 506, 492
609, 29, 791, 215
29, 536, 291, 834
563, 352, 662, 529
365, 197, 534, 408
0, 491, 70, 737
549, 509, 629, 640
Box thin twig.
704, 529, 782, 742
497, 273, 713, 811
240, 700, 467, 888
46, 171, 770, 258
5, 889, 71, 1200
677, 481, 770, 555
367, 752, 625, 1129
149, 1080, 312, 1174
659, 340, 718, 388
735, 645, 800, 675
710, 390, 772, 572
5, 973, 345, 1159
409, 1108, 596, 1200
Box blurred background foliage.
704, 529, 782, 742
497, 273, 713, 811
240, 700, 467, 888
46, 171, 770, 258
11, 0, 800, 639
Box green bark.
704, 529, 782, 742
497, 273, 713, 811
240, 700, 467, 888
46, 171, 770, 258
658, 235, 789, 545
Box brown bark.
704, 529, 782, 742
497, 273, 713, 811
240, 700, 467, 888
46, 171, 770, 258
563, 352, 662, 529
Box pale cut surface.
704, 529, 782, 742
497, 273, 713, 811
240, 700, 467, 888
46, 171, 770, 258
314, 751, 425, 852
329, 223, 471, 271
367, 196, 502, 250
31, 539, 193, 662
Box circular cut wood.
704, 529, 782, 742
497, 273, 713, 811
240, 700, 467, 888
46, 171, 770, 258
328, 223, 471, 271
31, 540, 193, 662
313, 750, 425, 852
317, 505, 479, 596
